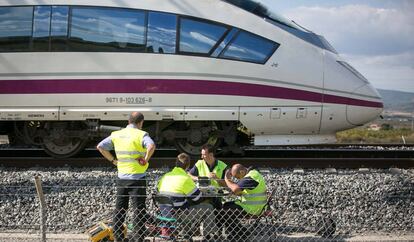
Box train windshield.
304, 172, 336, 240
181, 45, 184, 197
223, 0, 338, 53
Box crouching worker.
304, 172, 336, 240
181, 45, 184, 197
221, 164, 267, 242
157, 153, 217, 240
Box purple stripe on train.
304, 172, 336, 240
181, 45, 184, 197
0, 78, 383, 108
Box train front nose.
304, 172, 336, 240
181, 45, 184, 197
346, 83, 383, 126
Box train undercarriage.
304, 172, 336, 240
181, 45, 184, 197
3, 120, 247, 158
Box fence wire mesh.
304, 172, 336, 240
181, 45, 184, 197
0, 168, 413, 242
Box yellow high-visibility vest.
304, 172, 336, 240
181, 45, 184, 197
195, 159, 227, 188
235, 169, 267, 215
157, 167, 199, 207
111, 127, 148, 175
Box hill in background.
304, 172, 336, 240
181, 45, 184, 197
377, 89, 414, 114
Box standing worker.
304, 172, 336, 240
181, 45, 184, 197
222, 164, 267, 242
97, 112, 156, 242
188, 144, 228, 209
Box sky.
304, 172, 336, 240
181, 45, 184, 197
258, 0, 414, 93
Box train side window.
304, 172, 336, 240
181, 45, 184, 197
179, 18, 227, 55
147, 12, 176, 54
211, 28, 239, 57
69, 7, 146, 52
33, 6, 52, 51
0, 6, 33, 52
220, 31, 279, 64
51, 6, 69, 51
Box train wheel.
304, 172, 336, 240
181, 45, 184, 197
11, 121, 45, 146
43, 137, 88, 158
174, 122, 222, 156
42, 122, 89, 158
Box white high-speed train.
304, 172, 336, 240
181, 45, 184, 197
0, 0, 383, 157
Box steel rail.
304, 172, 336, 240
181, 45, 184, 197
0, 155, 412, 169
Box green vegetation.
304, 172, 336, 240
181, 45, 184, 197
336, 128, 414, 143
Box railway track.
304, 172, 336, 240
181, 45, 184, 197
0, 144, 413, 168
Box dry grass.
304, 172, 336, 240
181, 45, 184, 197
336, 128, 414, 143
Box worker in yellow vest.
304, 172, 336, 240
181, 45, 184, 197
97, 112, 156, 242
222, 164, 267, 242
157, 153, 203, 209
188, 144, 228, 209
157, 153, 216, 240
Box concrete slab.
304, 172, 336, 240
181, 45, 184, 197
293, 168, 304, 174
326, 168, 337, 174
358, 168, 370, 173
389, 168, 403, 174
0, 135, 9, 145
259, 169, 271, 174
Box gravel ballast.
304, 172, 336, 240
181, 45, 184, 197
0, 167, 413, 236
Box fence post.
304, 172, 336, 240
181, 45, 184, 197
34, 176, 46, 242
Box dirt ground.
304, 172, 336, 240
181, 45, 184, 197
1, 232, 414, 242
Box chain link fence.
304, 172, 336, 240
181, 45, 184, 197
0, 168, 413, 241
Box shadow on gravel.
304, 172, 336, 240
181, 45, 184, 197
383, 179, 414, 204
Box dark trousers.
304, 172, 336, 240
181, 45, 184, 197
219, 202, 248, 241
211, 197, 223, 209
114, 178, 147, 242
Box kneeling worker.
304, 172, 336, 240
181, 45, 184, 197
222, 164, 267, 241
157, 153, 216, 239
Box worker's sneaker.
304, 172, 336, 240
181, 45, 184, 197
114, 235, 126, 242
114, 238, 128, 242
204, 233, 220, 242
160, 227, 173, 239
